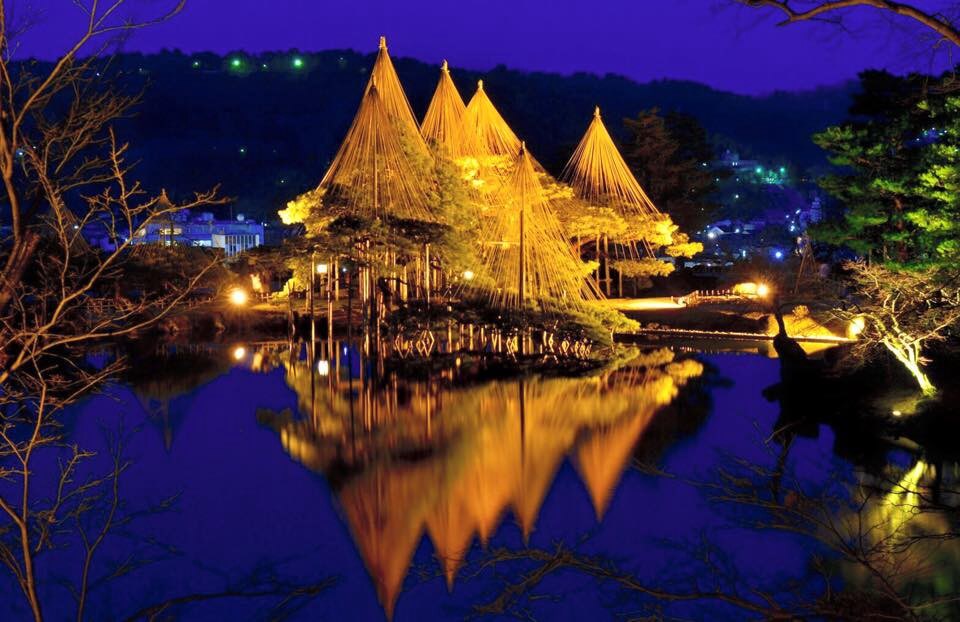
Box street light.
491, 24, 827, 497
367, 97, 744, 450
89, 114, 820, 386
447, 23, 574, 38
462, 269, 475, 281
316, 263, 329, 275
756, 283, 770, 298
229, 288, 248, 306
232, 345, 246, 361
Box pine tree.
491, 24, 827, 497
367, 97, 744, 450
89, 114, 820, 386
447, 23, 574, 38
623, 109, 720, 231
811, 70, 960, 271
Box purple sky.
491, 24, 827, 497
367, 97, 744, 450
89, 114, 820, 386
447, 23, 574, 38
12, 0, 955, 94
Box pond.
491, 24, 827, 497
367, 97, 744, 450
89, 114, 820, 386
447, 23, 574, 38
3, 341, 958, 620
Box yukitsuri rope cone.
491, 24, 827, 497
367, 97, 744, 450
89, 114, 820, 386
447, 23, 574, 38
365, 35, 430, 157
463, 79, 522, 158
421, 60, 479, 158
560, 105, 664, 257
475, 143, 601, 311
317, 82, 435, 222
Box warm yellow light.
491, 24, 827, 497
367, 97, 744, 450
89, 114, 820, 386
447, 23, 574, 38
462, 270, 475, 281
317, 360, 330, 376
316, 263, 329, 275
232, 346, 246, 361
229, 288, 249, 306
849, 316, 866, 337
756, 283, 770, 298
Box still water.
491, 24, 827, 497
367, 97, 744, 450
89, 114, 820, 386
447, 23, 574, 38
3, 342, 957, 620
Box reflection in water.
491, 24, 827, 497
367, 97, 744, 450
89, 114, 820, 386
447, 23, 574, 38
844, 459, 960, 612
92, 341, 960, 619
125, 345, 236, 450
248, 345, 703, 616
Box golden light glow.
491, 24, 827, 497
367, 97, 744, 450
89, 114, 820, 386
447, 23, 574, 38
462, 270, 475, 281
232, 346, 246, 361
756, 283, 770, 298
229, 288, 249, 306
317, 360, 330, 376
733, 281, 759, 296
316, 263, 329, 275
849, 315, 866, 337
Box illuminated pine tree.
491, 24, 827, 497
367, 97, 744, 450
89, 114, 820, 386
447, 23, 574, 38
560, 107, 701, 289
474, 144, 601, 311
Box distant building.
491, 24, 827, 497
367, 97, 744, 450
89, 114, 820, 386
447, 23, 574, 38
714, 149, 761, 173
132, 211, 265, 258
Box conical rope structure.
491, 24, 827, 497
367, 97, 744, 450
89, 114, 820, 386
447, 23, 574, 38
561, 107, 661, 217
317, 82, 435, 222
364, 35, 430, 157
474, 144, 601, 311
463, 79, 522, 159
560, 106, 664, 257
421, 60, 479, 159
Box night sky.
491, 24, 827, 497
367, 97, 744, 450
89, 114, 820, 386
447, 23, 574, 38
14, 0, 956, 94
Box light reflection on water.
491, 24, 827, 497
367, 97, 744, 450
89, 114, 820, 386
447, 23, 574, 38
245, 344, 703, 615
7, 341, 959, 620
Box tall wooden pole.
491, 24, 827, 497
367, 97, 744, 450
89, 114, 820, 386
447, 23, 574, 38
309, 251, 316, 345
518, 173, 526, 308
424, 243, 431, 303
327, 256, 334, 351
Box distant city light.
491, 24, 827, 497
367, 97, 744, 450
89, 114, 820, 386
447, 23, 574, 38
292, 57, 304, 69
239, 147, 246, 154
756, 283, 770, 297
755, 166, 763, 174
707, 231, 716, 239
734, 194, 740, 199
230, 57, 243, 69
779, 166, 786, 173
774, 250, 784, 260
232, 346, 246, 361
462, 269, 475, 281
192, 60, 200, 68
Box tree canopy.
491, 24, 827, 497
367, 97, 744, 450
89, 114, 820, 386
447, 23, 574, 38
622, 109, 721, 231
812, 70, 960, 271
